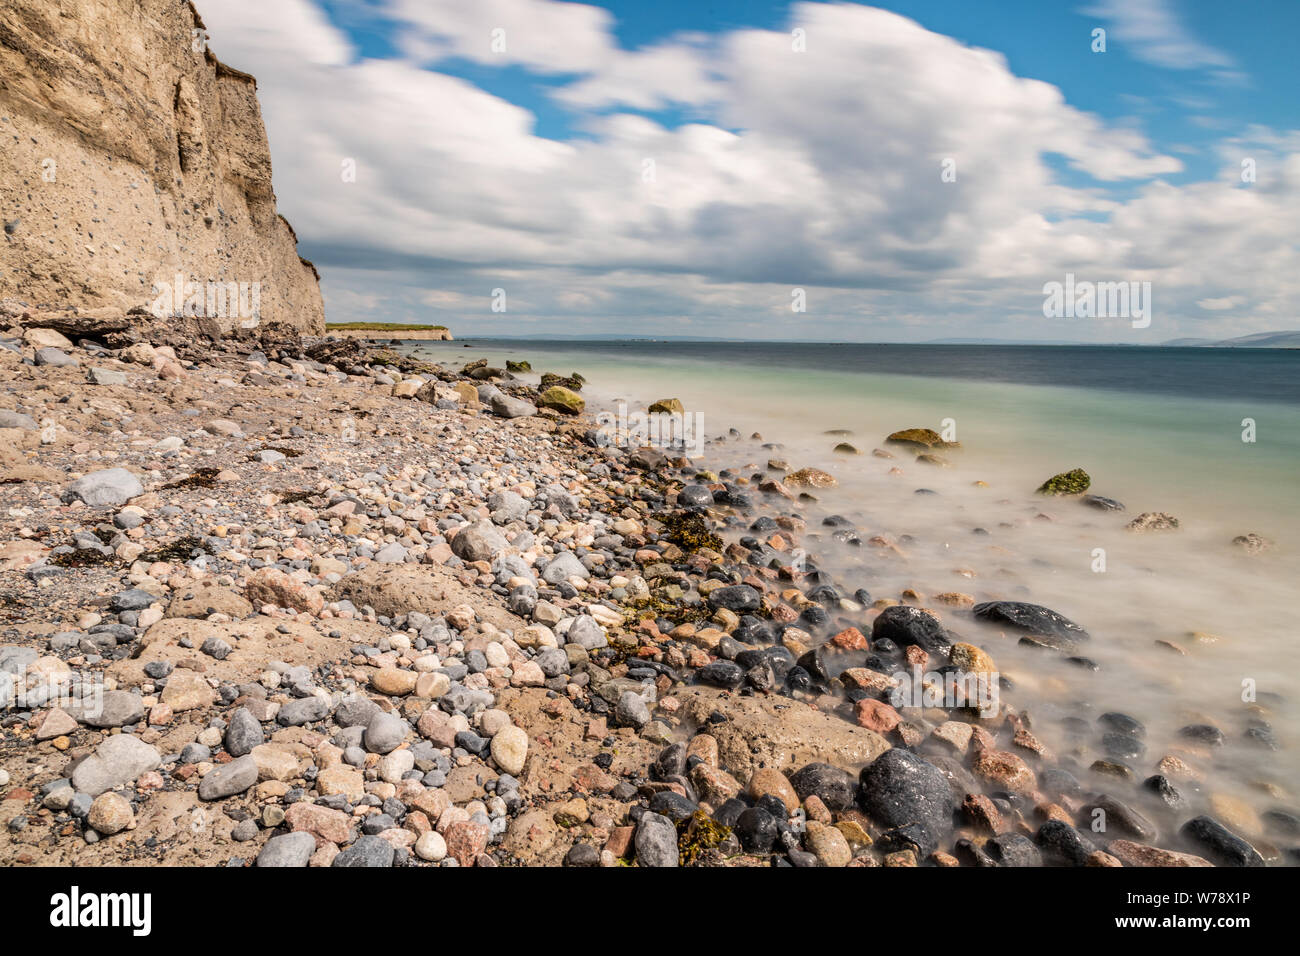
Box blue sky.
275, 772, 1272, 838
201, 0, 1300, 342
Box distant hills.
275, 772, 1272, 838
1160, 330, 1300, 348
929, 331, 1300, 348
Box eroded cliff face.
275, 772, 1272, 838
0, 0, 324, 337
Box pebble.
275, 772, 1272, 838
87, 792, 135, 835
198, 755, 259, 800
257, 831, 317, 867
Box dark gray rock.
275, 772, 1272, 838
198, 754, 258, 800
224, 708, 264, 757
332, 834, 395, 867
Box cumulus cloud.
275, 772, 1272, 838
195, 0, 1299, 341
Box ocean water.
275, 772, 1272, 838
412, 339, 1300, 823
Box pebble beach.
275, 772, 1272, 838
0, 325, 1292, 869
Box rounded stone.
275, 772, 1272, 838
491, 725, 528, 775
415, 830, 448, 862
88, 792, 134, 836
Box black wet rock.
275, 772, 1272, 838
1035, 820, 1096, 866
1179, 723, 1224, 746
1143, 774, 1186, 810
857, 749, 955, 843
713, 797, 750, 828
871, 605, 952, 654
876, 822, 935, 858
795, 647, 830, 689
971, 601, 1089, 644
648, 790, 698, 823
735, 807, 779, 853
1179, 816, 1264, 867
1099, 712, 1145, 737
735, 645, 794, 676
783, 666, 815, 696
1080, 795, 1157, 841
986, 833, 1042, 867
1101, 732, 1146, 760
1038, 767, 1084, 800
651, 743, 687, 781
697, 660, 744, 689
790, 762, 857, 812
708, 585, 761, 613
954, 838, 999, 867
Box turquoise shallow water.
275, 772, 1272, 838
413, 339, 1300, 810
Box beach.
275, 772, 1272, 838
0, 326, 1292, 867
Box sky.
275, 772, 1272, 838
198, 0, 1300, 343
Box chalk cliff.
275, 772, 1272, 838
0, 0, 323, 338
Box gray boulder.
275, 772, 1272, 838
64, 468, 144, 507
450, 519, 508, 562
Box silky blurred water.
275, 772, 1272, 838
413, 338, 1300, 827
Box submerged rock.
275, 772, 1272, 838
783, 468, 837, 489
885, 428, 957, 450
1179, 816, 1264, 867
1126, 511, 1180, 532
971, 601, 1089, 644
1081, 494, 1125, 511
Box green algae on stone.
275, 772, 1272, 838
657, 510, 722, 553
538, 386, 584, 415
1036, 468, 1091, 496
648, 398, 684, 415
505, 360, 532, 372
678, 810, 733, 866
539, 373, 584, 392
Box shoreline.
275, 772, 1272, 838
0, 329, 1285, 867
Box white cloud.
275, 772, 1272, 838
194, 0, 1300, 341
1082, 0, 1234, 71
